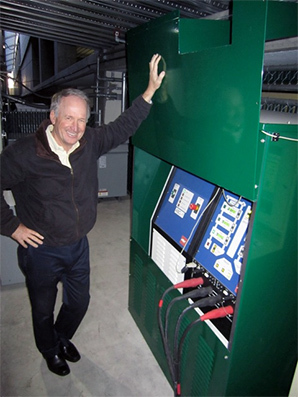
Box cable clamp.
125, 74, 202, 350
272, 132, 280, 142
261, 129, 298, 142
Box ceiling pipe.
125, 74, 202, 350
114, 31, 126, 44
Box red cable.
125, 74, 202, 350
159, 278, 204, 308
200, 305, 234, 321
174, 277, 204, 289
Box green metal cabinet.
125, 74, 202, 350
128, 1, 297, 396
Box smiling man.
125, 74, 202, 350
0, 54, 165, 376
50, 94, 89, 151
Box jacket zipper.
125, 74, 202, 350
70, 166, 80, 240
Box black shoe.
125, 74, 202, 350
45, 354, 70, 376
60, 341, 81, 363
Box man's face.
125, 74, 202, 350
50, 95, 88, 152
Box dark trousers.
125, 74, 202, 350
18, 236, 90, 358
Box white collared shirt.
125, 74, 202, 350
45, 125, 80, 169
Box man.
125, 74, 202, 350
0, 54, 165, 376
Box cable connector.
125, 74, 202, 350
174, 277, 204, 289
158, 278, 204, 308
180, 261, 198, 273
186, 261, 197, 268
200, 305, 234, 321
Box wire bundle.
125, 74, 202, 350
158, 279, 233, 396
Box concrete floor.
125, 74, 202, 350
1, 197, 173, 397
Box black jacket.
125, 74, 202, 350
0, 95, 151, 246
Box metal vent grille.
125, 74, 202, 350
182, 334, 215, 396
129, 252, 144, 316
261, 98, 297, 114
144, 269, 157, 336
2, 110, 49, 143
262, 67, 298, 115
263, 69, 297, 92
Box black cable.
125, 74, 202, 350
176, 317, 202, 395
176, 306, 234, 396
164, 288, 211, 347
158, 288, 177, 386
173, 294, 222, 365
171, 295, 222, 396
157, 278, 204, 392
158, 278, 204, 343
163, 287, 212, 396
158, 278, 204, 342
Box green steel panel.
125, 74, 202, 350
225, 123, 297, 396
127, 1, 272, 200
131, 147, 171, 252
266, 1, 298, 40
128, 1, 297, 201
179, 19, 230, 54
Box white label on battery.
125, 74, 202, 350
210, 243, 225, 256
234, 258, 242, 275
216, 214, 234, 233
98, 189, 108, 197
211, 226, 230, 246
190, 196, 204, 220
221, 202, 242, 220
227, 206, 250, 258
151, 229, 185, 285
214, 258, 233, 280
176, 188, 194, 214
169, 183, 180, 204
174, 207, 185, 219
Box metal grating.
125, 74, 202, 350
263, 69, 298, 93
261, 98, 297, 114
262, 66, 298, 115
144, 269, 157, 336
180, 333, 215, 396
129, 252, 144, 316
0, 0, 230, 51
2, 110, 49, 143
192, 335, 215, 395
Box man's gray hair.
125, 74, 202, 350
50, 88, 91, 120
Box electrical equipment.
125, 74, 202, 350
150, 166, 253, 347
190, 191, 252, 346
192, 192, 252, 298
150, 167, 217, 285
128, 2, 297, 395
